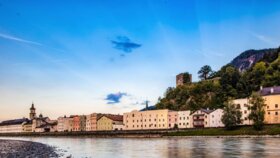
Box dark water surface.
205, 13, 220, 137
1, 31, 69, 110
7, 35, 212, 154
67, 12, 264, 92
1, 137, 280, 158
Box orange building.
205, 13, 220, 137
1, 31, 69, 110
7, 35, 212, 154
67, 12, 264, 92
73, 115, 80, 131
261, 86, 280, 124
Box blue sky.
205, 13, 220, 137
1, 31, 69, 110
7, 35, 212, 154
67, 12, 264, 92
0, 0, 280, 120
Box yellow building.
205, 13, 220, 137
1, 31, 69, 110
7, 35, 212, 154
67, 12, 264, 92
261, 86, 280, 124
124, 109, 171, 130
97, 115, 123, 131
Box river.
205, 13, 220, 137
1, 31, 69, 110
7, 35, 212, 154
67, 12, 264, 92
1, 137, 280, 158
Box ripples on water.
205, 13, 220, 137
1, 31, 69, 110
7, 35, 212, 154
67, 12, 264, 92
1, 137, 280, 158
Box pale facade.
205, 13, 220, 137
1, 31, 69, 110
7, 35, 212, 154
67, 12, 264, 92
124, 109, 170, 130
57, 116, 73, 132
178, 111, 192, 128
233, 98, 252, 125
192, 109, 224, 128
0, 119, 28, 133
86, 113, 99, 131
113, 124, 124, 130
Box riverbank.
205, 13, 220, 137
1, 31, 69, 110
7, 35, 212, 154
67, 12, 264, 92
1, 125, 280, 138
164, 124, 280, 137
0, 139, 61, 157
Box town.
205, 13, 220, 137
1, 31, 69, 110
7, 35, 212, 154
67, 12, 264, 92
0, 74, 279, 134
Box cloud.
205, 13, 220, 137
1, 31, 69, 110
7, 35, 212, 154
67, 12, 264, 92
0, 32, 42, 46
249, 31, 278, 46
111, 36, 141, 53
105, 92, 128, 104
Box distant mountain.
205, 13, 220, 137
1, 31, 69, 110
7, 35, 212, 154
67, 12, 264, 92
230, 48, 279, 72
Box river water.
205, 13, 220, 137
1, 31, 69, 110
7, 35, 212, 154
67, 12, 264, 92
1, 137, 280, 158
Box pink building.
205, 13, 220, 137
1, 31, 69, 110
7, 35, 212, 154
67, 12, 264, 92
168, 111, 178, 128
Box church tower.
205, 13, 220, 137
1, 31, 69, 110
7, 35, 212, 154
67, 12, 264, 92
29, 102, 36, 120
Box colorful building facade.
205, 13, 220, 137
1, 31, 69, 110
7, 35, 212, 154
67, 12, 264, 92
178, 111, 192, 128
97, 115, 123, 131
124, 109, 170, 130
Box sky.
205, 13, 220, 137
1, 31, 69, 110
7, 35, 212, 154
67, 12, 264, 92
0, 0, 280, 121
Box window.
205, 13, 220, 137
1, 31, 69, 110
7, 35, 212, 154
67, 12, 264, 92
212, 115, 214, 118
237, 104, 241, 109
187, 117, 189, 120
276, 112, 278, 115
179, 123, 181, 125
183, 117, 185, 120
132, 114, 135, 117
154, 119, 156, 121
276, 104, 278, 108
267, 106, 269, 109
244, 117, 248, 120
154, 124, 156, 127
183, 123, 185, 125
268, 112, 270, 115
169, 124, 171, 127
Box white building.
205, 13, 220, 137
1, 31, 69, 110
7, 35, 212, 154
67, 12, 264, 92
192, 109, 224, 128
113, 124, 125, 131
233, 98, 252, 125
178, 111, 192, 128
0, 118, 28, 133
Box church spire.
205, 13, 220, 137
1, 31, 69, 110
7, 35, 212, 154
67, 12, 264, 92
29, 102, 36, 120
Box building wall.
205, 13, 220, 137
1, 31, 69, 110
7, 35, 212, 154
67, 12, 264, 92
0, 124, 24, 133
97, 116, 113, 131
208, 109, 224, 127
86, 113, 98, 131
23, 124, 32, 132
73, 116, 80, 131
191, 110, 206, 128
113, 124, 124, 130
79, 115, 86, 131
264, 94, 280, 124
57, 117, 73, 132
168, 111, 178, 128
233, 98, 252, 125
178, 111, 192, 128
124, 109, 169, 130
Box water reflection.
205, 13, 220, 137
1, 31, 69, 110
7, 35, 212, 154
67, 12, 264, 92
1, 137, 280, 158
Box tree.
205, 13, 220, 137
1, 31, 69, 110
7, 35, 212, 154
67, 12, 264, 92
198, 65, 213, 80
182, 72, 192, 84
221, 99, 242, 130
248, 92, 266, 130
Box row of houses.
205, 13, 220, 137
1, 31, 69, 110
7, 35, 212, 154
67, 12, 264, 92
1, 86, 280, 133
57, 114, 123, 132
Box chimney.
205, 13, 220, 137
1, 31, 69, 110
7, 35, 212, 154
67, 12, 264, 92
271, 88, 274, 94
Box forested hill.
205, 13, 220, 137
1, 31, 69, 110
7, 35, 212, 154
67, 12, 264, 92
230, 48, 279, 72
156, 46, 280, 111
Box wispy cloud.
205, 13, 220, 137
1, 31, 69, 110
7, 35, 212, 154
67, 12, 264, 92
0, 32, 42, 46
249, 31, 278, 46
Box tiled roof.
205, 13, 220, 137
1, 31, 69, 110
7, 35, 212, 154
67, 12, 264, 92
99, 114, 123, 122
260, 86, 280, 96
0, 118, 29, 126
